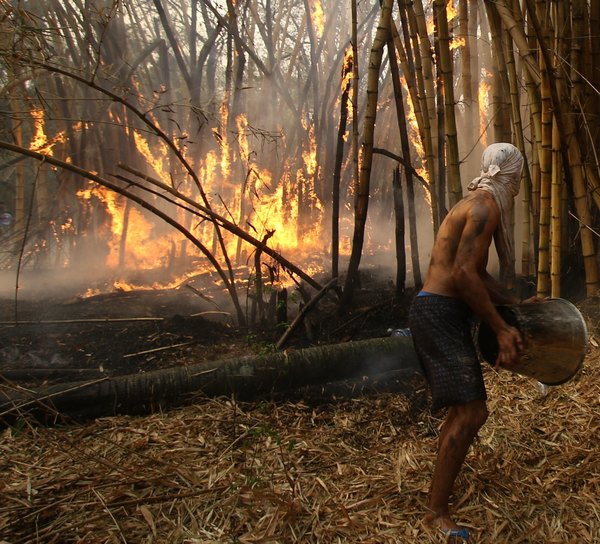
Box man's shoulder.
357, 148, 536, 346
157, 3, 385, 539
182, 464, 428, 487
444, 192, 500, 235
462, 191, 500, 218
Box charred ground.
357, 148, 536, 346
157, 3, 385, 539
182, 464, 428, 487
0, 277, 414, 389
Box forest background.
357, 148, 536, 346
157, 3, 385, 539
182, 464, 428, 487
1, 0, 600, 327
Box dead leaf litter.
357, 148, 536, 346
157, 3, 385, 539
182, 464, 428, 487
0, 331, 598, 543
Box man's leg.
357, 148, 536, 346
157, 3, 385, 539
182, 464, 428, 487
424, 399, 488, 532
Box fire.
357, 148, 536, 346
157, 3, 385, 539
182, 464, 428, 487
397, 78, 434, 222
402, 77, 424, 160
341, 46, 353, 92
219, 99, 231, 180
309, 0, 324, 37
74, 102, 330, 293
446, 0, 457, 21
450, 36, 465, 50
133, 129, 171, 184
77, 183, 180, 271
426, 0, 458, 38
201, 149, 219, 195
29, 108, 47, 151
232, 114, 324, 255
29, 107, 66, 154
418, 167, 432, 207
342, 46, 353, 125
478, 68, 492, 148
301, 119, 318, 179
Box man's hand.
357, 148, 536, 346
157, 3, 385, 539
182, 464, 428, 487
495, 325, 523, 368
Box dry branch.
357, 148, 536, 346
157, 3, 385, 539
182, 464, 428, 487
0, 317, 164, 326
275, 277, 339, 349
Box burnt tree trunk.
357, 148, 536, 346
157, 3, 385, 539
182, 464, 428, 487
1, 337, 421, 424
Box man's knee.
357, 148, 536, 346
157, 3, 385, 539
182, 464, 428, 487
454, 400, 488, 430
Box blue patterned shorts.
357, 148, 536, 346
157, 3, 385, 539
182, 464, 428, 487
408, 294, 487, 411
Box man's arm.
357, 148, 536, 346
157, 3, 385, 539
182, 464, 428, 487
451, 199, 523, 366
482, 272, 519, 305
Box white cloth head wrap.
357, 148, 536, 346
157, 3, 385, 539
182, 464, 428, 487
467, 143, 524, 273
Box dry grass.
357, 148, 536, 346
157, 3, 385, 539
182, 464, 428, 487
1, 340, 598, 543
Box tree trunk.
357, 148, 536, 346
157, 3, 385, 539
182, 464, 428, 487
536, 34, 553, 297
342, 0, 392, 308
392, 168, 406, 296
387, 30, 421, 289
0, 337, 421, 423
550, 117, 562, 297
332, 50, 352, 280
405, 0, 439, 232
434, 0, 462, 207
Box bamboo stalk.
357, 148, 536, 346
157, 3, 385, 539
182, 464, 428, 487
342, 0, 393, 306
405, 0, 439, 231
583, 165, 600, 212
434, 0, 462, 207
391, 168, 406, 296
564, 140, 599, 296
515, 0, 542, 267
386, 30, 421, 289
493, 0, 541, 86
0, 318, 165, 326
550, 117, 562, 298
485, 2, 510, 144
468, 0, 482, 155
123, 342, 196, 359
502, 24, 532, 279
589, 0, 600, 131
535, 3, 552, 297
527, 0, 600, 295
458, 0, 476, 158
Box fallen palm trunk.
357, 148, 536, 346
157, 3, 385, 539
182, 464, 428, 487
0, 337, 421, 424
271, 368, 427, 412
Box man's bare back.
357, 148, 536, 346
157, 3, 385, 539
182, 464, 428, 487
422, 189, 522, 367
423, 190, 500, 298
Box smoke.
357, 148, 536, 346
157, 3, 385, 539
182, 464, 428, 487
0, 0, 522, 307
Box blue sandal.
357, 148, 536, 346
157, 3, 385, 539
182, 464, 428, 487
440, 527, 470, 541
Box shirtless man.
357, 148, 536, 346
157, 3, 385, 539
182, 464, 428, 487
409, 143, 525, 541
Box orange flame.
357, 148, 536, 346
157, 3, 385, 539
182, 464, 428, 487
82, 99, 331, 291
29, 107, 66, 154
341, 46, 353, 92
446, 0, 457, 21
309, 0, 324, 37
77, 183, 180, 271
219, 99, 231, 180
133, 130, 171, 184
426, 0, 458, 38
402, 77, 424, 160
450, 36, 465, 50
478, 69, 492, 148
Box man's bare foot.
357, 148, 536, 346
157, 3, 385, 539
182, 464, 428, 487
423, 513, 470, 541
423, 512, 461, 532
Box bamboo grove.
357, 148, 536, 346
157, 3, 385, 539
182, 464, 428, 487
0, 0, 599, 326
